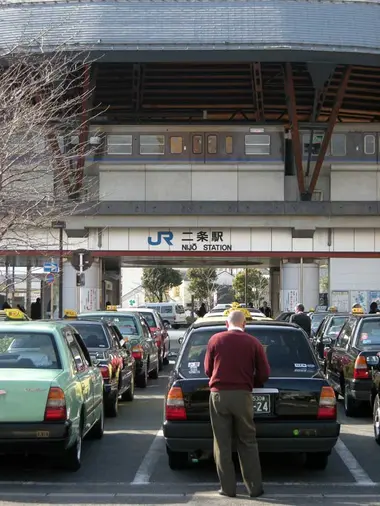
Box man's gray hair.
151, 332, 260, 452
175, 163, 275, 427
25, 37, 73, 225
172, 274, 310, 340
227, 310, 246, 326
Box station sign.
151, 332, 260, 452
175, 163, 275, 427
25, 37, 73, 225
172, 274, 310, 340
147, 230, 233, 252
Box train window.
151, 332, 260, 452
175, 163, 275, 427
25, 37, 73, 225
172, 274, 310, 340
107, 135, 132, 155
364, 135, 375, 155
170, 137, 183, 154
207, 135, 217, 154
302, 133, 324, 155
140, 135, 165, 155
225, 136, 233, 154
245, 134, 270, 155
192, 135, 203, 154
331, 134, 346, 156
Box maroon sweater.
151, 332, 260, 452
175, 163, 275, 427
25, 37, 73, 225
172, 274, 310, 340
204, 329, 270, 392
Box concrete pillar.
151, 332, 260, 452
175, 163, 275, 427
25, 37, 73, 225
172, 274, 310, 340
269, 268, 280, 317
62, 259, 101, 313
281, 260, 319, 312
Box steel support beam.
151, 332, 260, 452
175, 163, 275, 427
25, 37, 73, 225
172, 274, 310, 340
251, 62, 265, 121
284, 63, 306, 197
307, 65, 352, 197
131, 63, 144, 113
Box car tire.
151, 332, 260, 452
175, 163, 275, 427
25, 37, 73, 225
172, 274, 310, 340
89, 403, 104, 439
136, 364, 148, 388
172, 324, 180, 330
121, 374, 135, 402
159, 355, 164, 371
305, 452, 329, 470
63, 431, 82, 471
105, 392, 119, 417
373, 395, 380, 444
344, 386, 359, 417
167, 446, 188, 470
149, 356, 159, 379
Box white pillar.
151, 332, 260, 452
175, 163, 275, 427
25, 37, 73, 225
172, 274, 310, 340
63, 260, 101, 313
281, 261, 319, 312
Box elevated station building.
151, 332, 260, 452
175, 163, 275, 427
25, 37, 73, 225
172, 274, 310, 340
2, 0, 380, 314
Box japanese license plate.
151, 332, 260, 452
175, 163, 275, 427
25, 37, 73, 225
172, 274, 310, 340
253, 394, 271, 414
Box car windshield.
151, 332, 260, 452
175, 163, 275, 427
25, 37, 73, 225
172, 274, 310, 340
357, 318, 380, 348
326, 317, 347, 336
178, 326, 318, 378
69, 323, 110, 348
140, 312, 156, 327
0, 332, 59, 369
79, 315, 140, 336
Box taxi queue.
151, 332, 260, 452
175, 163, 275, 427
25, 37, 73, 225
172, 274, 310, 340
1, 304, 380, 471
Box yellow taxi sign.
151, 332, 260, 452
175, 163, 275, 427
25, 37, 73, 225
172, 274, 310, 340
106, 305, 118, 311
352, 307, 364, 315
328, 306, 337, 312
224, 302, 252, 320
64, 309, 78, 318
4, 308, 25, 320
309, 308, 315, 313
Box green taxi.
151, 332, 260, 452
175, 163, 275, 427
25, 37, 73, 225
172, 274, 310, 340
0, 321, 104, 470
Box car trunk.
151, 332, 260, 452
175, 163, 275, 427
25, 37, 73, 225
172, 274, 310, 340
0, 369, 63, 422
179, 373, 323, 422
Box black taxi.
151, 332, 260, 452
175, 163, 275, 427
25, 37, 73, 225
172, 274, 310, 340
312, 311, 349, 363
164, 316, 340, 472
325, 308, 380, 417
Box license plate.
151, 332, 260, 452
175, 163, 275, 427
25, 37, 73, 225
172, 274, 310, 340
253, 394, 270, 414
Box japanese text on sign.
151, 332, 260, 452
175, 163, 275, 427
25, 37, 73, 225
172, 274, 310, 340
181, 230, 232, 251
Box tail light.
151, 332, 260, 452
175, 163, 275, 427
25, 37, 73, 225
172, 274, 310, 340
100, 366, 110, 380
44, 387, 67, 421
354, 355, 369, 379
165, 386, 187, 421
132, 344, 144, 360
317, 386, 337, 419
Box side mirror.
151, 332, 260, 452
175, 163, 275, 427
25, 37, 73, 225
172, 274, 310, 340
92, 358, 100, 367
367, 355, 380, 367
178, 337, 183, 344
164, 322, 170, 330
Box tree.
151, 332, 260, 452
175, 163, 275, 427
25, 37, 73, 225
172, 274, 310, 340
142, 268, 183, 302
0, 42, 99, 308
187, 268, 218, 308
233, 269, 268, 307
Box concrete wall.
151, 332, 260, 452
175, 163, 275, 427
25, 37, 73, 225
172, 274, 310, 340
330, 258, 380, 291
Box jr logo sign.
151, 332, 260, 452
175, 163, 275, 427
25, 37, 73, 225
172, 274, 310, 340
147, 231, 174, 246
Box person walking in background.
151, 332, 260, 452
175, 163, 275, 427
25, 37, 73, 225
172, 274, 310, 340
259, 301, 272, 318
30, 297, 41, 320
197, 303, 207, 317
290, 303, 311, 336
2, 301, 11, 309
204, 310, 270, 498
369, 302, 378, 314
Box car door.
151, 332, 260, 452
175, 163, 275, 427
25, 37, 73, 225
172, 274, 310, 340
141, 318, 157, 371
157, 312, 169, 353
65, 328, 95, 431
110, 325, 132, 391
328, 319, 354, 392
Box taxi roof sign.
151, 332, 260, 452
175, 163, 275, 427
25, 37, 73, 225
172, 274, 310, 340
328, 306, 337, 312
64, 309, 78, 318
106, 305, 118, 311
4, 309, 25, 320
352, 307, 364, 315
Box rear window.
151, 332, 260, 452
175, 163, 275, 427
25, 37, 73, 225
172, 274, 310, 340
140, 312, 156, 327
78, 315, 140, 336
69, 323, 110, 348
176, 305, 185, 314
326, 317, 347, 336
178, 326, 317, 378
161, 306, 173, 314
357, 318, 380, 348
0, 332, 59, 369
311, 314, 326, 330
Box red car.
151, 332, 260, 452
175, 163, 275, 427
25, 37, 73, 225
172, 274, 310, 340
127, 308, 170, 369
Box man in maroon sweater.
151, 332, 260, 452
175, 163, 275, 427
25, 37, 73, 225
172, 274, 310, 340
204, 310, 270, 498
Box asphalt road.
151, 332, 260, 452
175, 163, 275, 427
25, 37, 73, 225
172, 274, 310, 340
1, 329, 380, 505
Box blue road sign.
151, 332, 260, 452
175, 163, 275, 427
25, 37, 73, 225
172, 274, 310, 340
46, 273, 55, 284
44, 262, 58, 273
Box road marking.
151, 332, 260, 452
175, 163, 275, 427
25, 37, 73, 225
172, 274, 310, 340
134, 395, 164, 400
0, 481, 378, 487
104, 429, 159, 435
335, 438, 374, 485
131, 429, 164, 485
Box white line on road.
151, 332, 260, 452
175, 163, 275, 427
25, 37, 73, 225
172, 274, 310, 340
335, 438, 374, 485
131, 429, 164, 485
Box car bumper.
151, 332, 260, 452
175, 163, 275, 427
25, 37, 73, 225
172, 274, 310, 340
349, 379, 373, 402
0, 422, 72, 455
163, 420, 340, 453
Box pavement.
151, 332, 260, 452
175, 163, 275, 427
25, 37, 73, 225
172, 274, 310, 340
1, 329, 380, 505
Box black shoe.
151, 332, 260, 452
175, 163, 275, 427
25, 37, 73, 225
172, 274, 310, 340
250, 489, 264, 498
218, 489, 236, 497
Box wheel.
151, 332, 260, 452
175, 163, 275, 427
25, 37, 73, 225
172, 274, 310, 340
344, 386, 359, 417
105, 392, 119, 417
159, 355, 164, 371
62, 431, 82, 471
89, 403, 104, 439
121, 374, 135, 402
373, 395, 380, 444
305, 452, 329, 470
149, 356, 159, 379
172, 324, 180, 330
136, 363, 148, 388
167, 446, 188, 470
